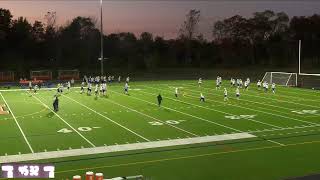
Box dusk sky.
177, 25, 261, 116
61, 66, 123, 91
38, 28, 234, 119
1, 0, 320, 39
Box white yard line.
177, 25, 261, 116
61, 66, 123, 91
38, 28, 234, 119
109, 90, 245, 133
31, 93, 96, 147
62, 94, 150, 142
105, 98, 199, 137
0, 93, 34, 153
187, 83, 320, 109
0, 133, 256, 163
167, 84, 318, 126
140, 86, 283, 129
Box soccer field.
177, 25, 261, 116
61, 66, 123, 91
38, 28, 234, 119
1, 80, 320, 179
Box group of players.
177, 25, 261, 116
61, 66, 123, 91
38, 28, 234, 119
80, 75, 130, 97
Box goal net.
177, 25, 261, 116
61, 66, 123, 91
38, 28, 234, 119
58, 69, 80, 80
30, 70, 52, 80
262, 72, 297, 86
0, 71, 14, 82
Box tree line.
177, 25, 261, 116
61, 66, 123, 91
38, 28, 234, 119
0, 8, 319, 74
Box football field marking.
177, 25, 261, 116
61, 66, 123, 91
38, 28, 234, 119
0, 133, 256, 163
188, 83, 320, 109
169, 84, 318, 126
62, 94, 150, 142
139, 86, 283, 129
109, 90, 243, 133
0, 93, 34, 153
105, 98, 198, 137
31, 93, 96, 147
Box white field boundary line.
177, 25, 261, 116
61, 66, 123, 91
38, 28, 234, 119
0, 93, 34, 153
0, 133, 256, 163
109, 90, 243, 133
112, 88, 284, 146
186, 83, 320, 109
30, 93, 96, 147
175, 84, 319, 126
105, 98, 198, 137
62, 94, 150, 142
250, 124, 320, 133
179, 84, 320, 122
139, 86, 283, 129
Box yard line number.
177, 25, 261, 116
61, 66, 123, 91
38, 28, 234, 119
149, 120, 185, 126
57, 127, 101, 133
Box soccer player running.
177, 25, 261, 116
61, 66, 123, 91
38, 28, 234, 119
175, 87, 178, 98
118, 76, 121, 83
257, 80, 262, 90
87, 82, 92, 95
236, 87, 240, 100
224, 88, 228, 101
94, 84, 99, 97
80, 81, 85, 94
244, 80, 249, 91
124, 82, 129, 95
34, 84, 39, 94
53, 95, 59, 112
67, 81, 71, 92
126, 76, 130, 83
272, 83, 276, 94
157, 94, 162, 107
264, 82, 269, 92
216, 78, 220, 90
29, 81, 32, 92
200, 93, 205, 102
198, 78, 202, 87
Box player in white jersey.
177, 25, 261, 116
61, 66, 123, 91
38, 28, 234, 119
264, 82, 269, 92
124, 82, 129, 95
247, 78, 250, 85
239, 79, 243, 88
33, 84, 39, 93
236, 87, 240, 99
126, 77, 130, 83
216, 79, 220, 90
175, 87, 178, 97
57, 83, 63, 93
230, 78, 233, 86
94, 84, 99, 96
272, 83, 276, 94
244, 80, 249, 90
219, 76, 222, 85
257, 80, 262, 90
67, 81, 71, 92
80, 81, 85, 94
118, 76, 121, 83
102, 83, 107, 96
87, 82, 92, 95
28, 81, 32, 91
198, 78, 202, 87
224, 88, 228, 101
232, 78, 236, 87
200, 93, 205, 102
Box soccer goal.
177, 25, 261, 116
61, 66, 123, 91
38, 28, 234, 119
262, 72, 298, 86
0, 71, 14, 82
58, 69, 80, 80
30, 70, 52, 80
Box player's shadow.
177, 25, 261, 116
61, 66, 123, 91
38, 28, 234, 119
46, 112, 55, 118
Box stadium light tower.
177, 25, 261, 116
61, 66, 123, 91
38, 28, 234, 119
100, 0, 105, 76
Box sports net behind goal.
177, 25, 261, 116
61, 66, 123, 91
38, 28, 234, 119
262, 72, 297, 86
58, 69, 80, 80
0, 71, 14, 82
30, 70, 52, 80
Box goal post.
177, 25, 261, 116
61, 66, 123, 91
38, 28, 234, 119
0, 71, 14, 82
57, 69, 80, 80
30, 70, 52, 81
297, 40, 320, 89
261, 72, 297, 86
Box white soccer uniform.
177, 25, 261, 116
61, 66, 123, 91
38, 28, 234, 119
175, 87, 178, 97
224, 89, 228, 101
126, 77, 130, 83
257, 81, 261, 88
124, 83, 129, 94
95, 84, 99, 95
200, 93, 205, 102
236, 88, 240, 98
67, 81, 71, 91
272, 83, 276, 93
198, 78, 202, 86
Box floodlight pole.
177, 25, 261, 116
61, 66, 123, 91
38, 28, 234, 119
298, 40, 301, 75
100, 0, 104, 76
